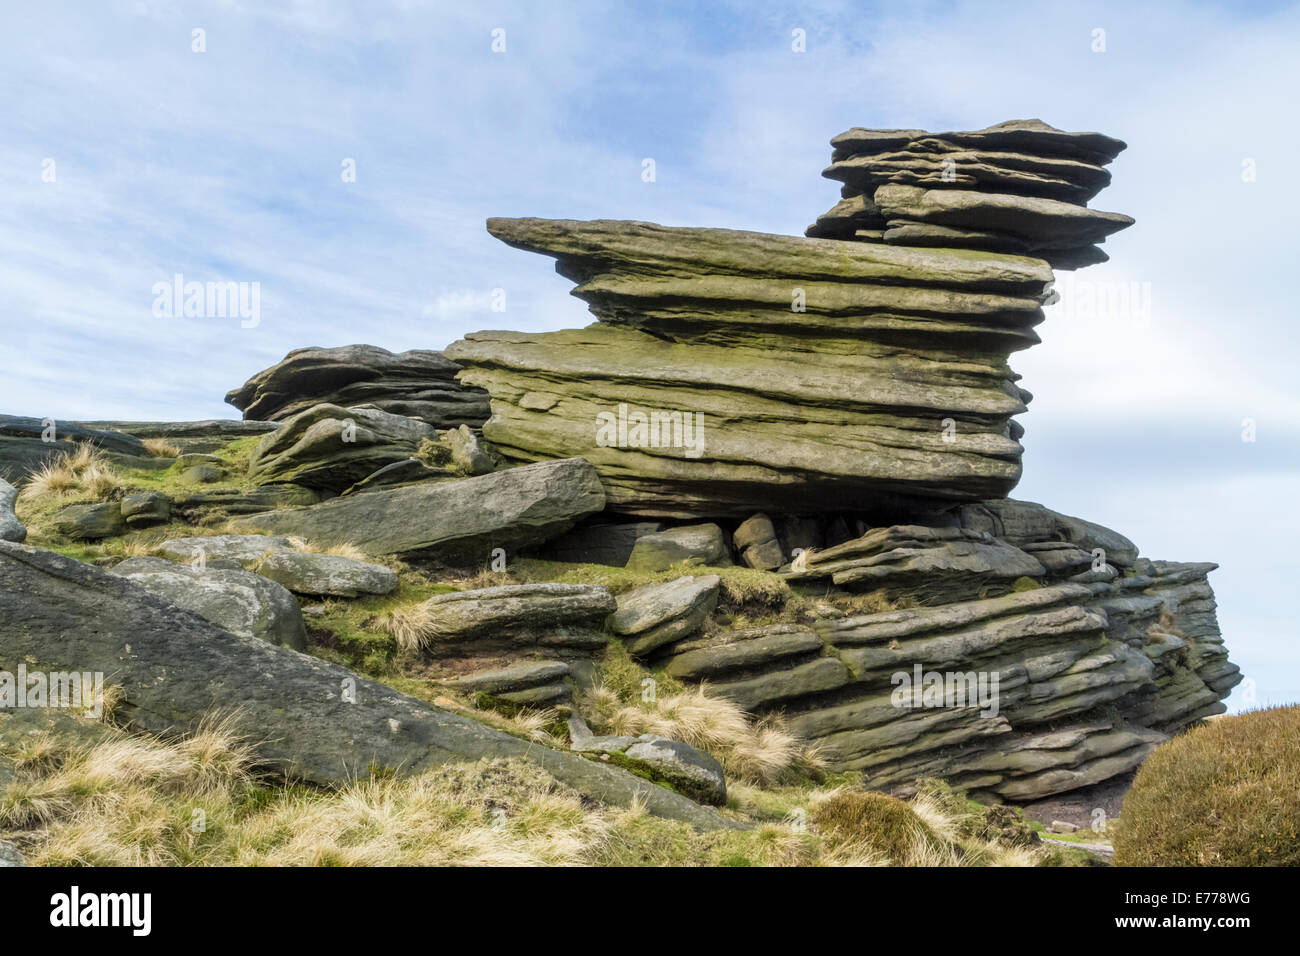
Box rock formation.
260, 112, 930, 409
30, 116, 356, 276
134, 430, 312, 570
0, 120, 1243, 827
807, 119, 1133, 270
226, 344, 490, 428
447, 219, 1055, 517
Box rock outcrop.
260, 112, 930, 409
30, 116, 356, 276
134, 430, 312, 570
447, 219, 1056, 517
0, 540, 734, 828
0, 479, 26, 543
231, 457, 606, 562
808, 119, 1133, 270
225, 345, 490, 428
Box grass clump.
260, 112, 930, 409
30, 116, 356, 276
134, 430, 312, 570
19, 445, 122, 504
810, 790, 944, 864
141, 437, 181, 458
1112, 705, 1300, 866
581, 642, 817, 787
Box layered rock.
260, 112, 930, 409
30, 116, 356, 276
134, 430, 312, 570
641, 565, 1237, 801
246, 402, 437, 491
0, 541, 733, 828
230, 458, 606, 563
808, 119, 1133, 270
447, 218, 1056, 517
225, 345, 490, 428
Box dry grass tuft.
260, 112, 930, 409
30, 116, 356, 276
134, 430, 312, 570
19, 444, 122, 502
141, 437, 182, 458
1113, 705, 1300, 866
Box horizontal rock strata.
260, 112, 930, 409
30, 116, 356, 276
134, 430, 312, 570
447, 218, 1058, 517
230, 457, 605, 562
808, 119, 1132, 270
0, 541, 733, 828
226, 344, 490, 428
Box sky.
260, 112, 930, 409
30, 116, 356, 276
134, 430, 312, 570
2, 0, 1296, 709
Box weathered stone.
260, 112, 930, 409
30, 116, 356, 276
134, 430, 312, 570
0, 541, 734, 828
733, 513, 784, 570
110, 555, 307, 650
625, 524, 732, 572
53, 501, 126, 540
247, 402, 437, 492
230, 458, 606, 562
784, 524, 1044, 603
441, 424, 495, 475
156, 533, 298, 567
181, 464, 223, 483
253, 550, 398, 598
225, 345, 490, 428
606, 575, 721, 656
405, 583, 616, 648
445, 218, 1056, 518
957, 499, 1139, 567
664, 625, 822, 680
120, 491, 171, 528
0, 478, 25, 543
623, 736, 727, 806
440, 660, 571, 696
170, 484, 319, 519
341, 458, 446, 495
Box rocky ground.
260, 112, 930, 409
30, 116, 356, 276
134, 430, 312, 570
0, 120, 1240, 866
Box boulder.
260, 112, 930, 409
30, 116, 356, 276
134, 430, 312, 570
626, 524, 732, 572
406, 583, 616, 650
783, 524, 1044, 603
0, 478, 25, 543
170, 484, 318, 519
606, 575, 721, 656
957, 499, 1139, 567
441, 424, 495, 475
0, 541, 735, 828
110, 555, 307, 650
53, 501, 126, 540
733, 513, 784, 570
342, 458, 444, 495
156, 533, 298, 567
253, 550, 398, 598
247, 402, 437, 492
439, 660, 571, 696
182, 464, 223, 483
225, 345, 490, 428
230, 457, 606, 563
120, 491, 171, 528
622, 736, 727, 806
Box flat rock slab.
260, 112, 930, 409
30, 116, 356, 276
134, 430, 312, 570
230, 457, 606, 563
0, 541, 738, 829
440, 660, 571, 695
607, 574, 721, 656
110, 555, 307, 650
254, 550, 398, 598
414, 583, 616, 644
157, 533, 299, 567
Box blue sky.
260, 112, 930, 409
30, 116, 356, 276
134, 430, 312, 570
2, 0, 1297, 708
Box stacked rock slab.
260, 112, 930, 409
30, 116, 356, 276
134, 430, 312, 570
807, 119, 1133, 270
226, 344, 490, 429
448, 218, 1057, 518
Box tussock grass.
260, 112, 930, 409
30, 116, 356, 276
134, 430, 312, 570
19, 445, 122, 502
1113, 705, 1300, 866
582, 643, 818, 786
141, 437, 182, 459
1, 714, 1072, 867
